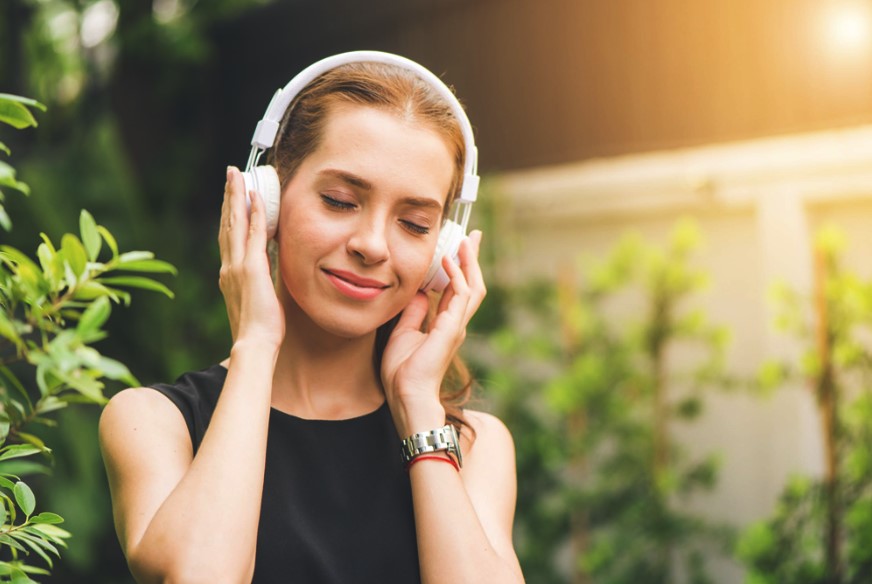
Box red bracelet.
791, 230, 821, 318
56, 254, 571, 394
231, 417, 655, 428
405, 454, 460, 472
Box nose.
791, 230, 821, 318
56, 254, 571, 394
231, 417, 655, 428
346, 216, 390, 265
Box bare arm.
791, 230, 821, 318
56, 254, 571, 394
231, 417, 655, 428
381, 232, 524, 583
100, 343, 276, 583
410, 410, 524, 583
100, 167, 283, 583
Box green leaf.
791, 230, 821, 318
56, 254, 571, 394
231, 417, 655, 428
33, 397, 67, 416
13, 532, 54, 567
0, 101, 38, 130
1, 493, 16, 526
0, 367, 33, 411
115, 259, 178, 275
76, 296, 111, 336
17, 530, 60, 557
0, 246, 39, 273
0, 533, 26, 553
0, 499, 6, 526
0, 205, 10, 231
0, 311, 20, 346
96, 226, 118, 259
10, 568, 39, 584
96, 356, 138, 386
18, 564, 50, 576
0, 141, 10, 156
60, 234, 88, 279
0, 476, 16, 490
28, 523, 70, 544
29, 512, 63, 525
0, 446, 42, 463
98, 276, 174, 298
12, 434, 46, 452
117, 251, 155, 263
13, 482, 34, 517
0, 94, 46, 111
0, 161, 30, 195
36, 242, 59, 289
71, 280, 120, 302
79, 210, 101, 261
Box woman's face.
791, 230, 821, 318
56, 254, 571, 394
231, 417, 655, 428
275, 102, 455, 338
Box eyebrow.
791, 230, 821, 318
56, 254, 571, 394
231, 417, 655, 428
317, 168, 444, 212
319, 168, 372, 191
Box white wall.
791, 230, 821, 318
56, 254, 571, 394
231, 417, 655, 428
491, 125, 872, 582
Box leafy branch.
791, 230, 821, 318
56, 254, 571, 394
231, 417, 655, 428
0, 93, 175, 582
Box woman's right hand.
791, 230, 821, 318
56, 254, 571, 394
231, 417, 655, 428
218, 166, 285, 349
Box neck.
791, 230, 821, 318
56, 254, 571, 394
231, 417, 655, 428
269, 287, 385, 420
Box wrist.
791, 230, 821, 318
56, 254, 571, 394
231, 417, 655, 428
230, 338, 280, 364
392, 397, 446, 438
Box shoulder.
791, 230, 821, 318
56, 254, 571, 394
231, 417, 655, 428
99, 387, 190, 453
462, 409, 515, 456
460, 409, 517, 486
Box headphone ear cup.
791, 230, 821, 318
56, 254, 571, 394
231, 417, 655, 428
241, 165, 281, 239
421, 220, 465, 292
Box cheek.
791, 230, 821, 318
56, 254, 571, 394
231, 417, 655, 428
393, 237, 438, 285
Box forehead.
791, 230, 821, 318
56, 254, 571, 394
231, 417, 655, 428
309, 103, 456, 205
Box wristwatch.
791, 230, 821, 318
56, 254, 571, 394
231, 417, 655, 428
401, 424, 463, 468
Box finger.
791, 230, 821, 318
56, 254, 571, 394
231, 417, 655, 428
226, 166, 248, 261
219, 167, 233, 265
434, 253, 470, 327
246, 188, 268, 257
436, 282, 455, 315
394, 291, 430, 334
457, 230, 486, 318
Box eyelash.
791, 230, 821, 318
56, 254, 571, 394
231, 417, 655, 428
321, 195, 355, 211
401, 221, 430, 236
320, 195, 431, 236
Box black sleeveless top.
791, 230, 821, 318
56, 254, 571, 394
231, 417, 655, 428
149, 364, 421, 583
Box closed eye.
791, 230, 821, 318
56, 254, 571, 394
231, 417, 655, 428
400, 220, 430, 235
321, 194, 356, 211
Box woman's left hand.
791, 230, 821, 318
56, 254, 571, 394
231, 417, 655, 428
381, 230, 486, 437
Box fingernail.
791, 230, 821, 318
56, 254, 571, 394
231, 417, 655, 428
226, 166, 234, 182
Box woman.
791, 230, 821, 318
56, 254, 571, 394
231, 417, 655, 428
100, 52, 524, 584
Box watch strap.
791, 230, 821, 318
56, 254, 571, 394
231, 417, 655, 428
400, 424, 462, 468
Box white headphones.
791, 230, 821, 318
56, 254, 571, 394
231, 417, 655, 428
241, 50, 479, 293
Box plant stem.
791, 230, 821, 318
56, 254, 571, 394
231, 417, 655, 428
813, 248, 842, 584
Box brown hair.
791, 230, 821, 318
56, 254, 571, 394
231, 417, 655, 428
268, 61, 475, 437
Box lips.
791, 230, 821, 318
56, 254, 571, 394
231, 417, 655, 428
323, 269, 389, 289
322, 268, 390, 300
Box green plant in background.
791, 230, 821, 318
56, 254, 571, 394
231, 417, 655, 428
471, 279, 569, 584
738, 227, 872, 584
0, 94, 174, 582
476, 219, 734, 583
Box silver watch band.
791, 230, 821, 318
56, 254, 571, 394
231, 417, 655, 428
400, 424, 462, 468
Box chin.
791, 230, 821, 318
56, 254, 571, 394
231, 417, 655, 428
309, 310, 393, 340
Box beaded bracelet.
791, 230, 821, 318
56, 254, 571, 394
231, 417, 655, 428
405, 454, 460, 472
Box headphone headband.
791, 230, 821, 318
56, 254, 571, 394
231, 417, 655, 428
248, 50, 479, 203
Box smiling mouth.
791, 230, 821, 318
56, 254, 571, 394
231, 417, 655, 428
323, 269, 389, 289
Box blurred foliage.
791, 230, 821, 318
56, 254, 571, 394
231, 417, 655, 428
2, 1, 271, 581
470, 217, 735, 583
0, 94, 173, 582
738, 227, 872, 584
